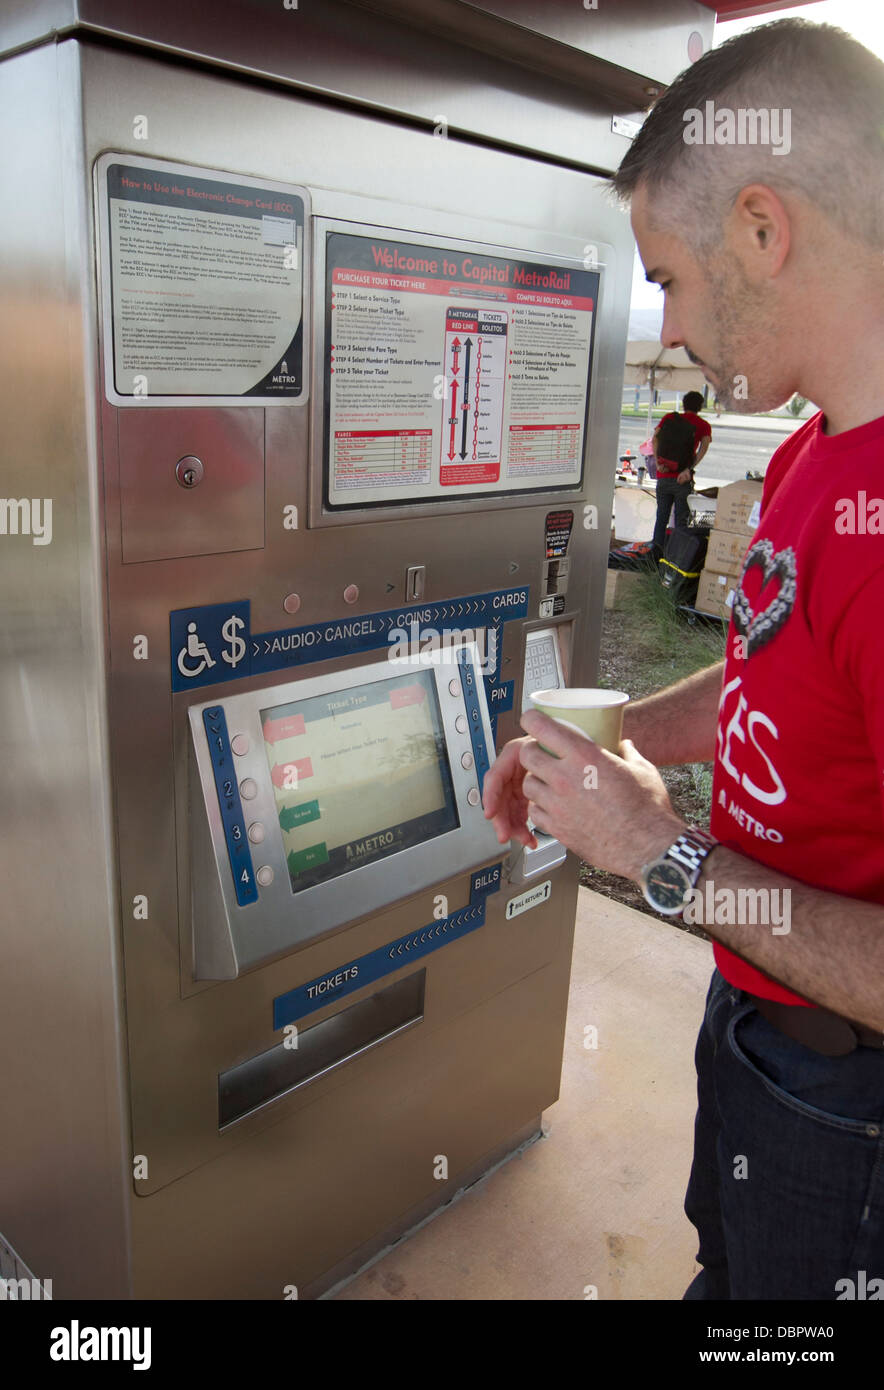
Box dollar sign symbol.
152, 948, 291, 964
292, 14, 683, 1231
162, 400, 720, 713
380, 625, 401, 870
221, 615, 246, 667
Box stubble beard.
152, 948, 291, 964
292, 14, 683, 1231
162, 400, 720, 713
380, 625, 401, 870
699, 256, 794, 415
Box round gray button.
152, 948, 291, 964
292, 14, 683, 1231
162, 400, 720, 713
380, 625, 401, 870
247, 823, 265, 844
231, 734, 249, 756
256, 865, 274, 887
461, 752, 474, 770
455, 715, 467, 734
467, 788, 481, 807
448, 679, 461, 698
283, 593, 301, 615
240, 778, 258, 800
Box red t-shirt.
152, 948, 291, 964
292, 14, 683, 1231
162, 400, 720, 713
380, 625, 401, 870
710, 410, 884, 1005
657, 410, 712, 474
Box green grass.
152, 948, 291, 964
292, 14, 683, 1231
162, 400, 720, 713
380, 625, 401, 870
622, 565, 728, 689
601, 567, 726, 824
688, 762, 715, 820
620, 406, 677, 420
620, 405, 798, 421
625, 569, 724, 824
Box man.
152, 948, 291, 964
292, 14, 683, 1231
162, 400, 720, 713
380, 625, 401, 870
483, 18, 884, 1300
651, 389, 711, 559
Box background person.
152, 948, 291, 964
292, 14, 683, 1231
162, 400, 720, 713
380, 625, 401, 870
651, 389, 711, 558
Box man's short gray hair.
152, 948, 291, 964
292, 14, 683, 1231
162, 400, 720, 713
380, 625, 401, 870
610, 18, 883, 255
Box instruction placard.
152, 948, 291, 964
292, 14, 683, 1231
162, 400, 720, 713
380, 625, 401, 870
323, 231, 598, 506
99, 156, 307, 402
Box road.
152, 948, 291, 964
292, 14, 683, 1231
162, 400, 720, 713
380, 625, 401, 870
616, 416, 791, 486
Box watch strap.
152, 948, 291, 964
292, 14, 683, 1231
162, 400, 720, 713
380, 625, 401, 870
665, 827, 718, 885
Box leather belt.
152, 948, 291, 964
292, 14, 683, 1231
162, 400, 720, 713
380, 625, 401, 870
747, 992, 884, 1057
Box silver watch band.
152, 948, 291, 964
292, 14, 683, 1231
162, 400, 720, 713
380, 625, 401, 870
666, 828, 718, 883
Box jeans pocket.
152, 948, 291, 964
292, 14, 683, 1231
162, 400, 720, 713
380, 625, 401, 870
726, 1006, 884, 1134
703, 968, 737, 1046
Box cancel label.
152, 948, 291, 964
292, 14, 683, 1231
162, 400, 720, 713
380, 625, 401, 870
505, 880, 551, 920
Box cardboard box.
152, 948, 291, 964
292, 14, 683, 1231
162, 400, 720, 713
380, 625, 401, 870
695, 568, 738, 621
604, 568, 644, 610
714, 479, 763, 535
613, 485, 656, 541
705, 526, 751, 577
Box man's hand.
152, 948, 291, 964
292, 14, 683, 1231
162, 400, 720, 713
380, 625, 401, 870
483, 714, 884, 1031
676, 468, 692, 483
484, 709, 687, 881
480, 734, 539, 850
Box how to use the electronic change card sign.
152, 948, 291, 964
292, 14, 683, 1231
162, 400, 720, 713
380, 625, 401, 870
323, 230, 599, 507
97, 155, 308, 404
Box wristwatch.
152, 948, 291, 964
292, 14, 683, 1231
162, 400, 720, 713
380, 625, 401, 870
640, 828, 718, 916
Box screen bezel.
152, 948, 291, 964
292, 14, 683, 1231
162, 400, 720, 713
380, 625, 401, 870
188, 645, 498, 966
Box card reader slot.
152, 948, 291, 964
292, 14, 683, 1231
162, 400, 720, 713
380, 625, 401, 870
218, 970, 425, 1128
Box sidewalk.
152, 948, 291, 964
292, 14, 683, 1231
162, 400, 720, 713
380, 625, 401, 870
623, 409, 808, 434
706, 411, 807, 433
334, 887, 713, 1300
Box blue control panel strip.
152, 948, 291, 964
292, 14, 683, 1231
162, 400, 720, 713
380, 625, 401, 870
272, 864, 501, 1029
457, 649, 491, 795
202, 706, 258, 907
170, 587, 529, 692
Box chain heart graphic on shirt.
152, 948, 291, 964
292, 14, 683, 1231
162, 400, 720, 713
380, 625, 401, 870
731, 537, 797, 658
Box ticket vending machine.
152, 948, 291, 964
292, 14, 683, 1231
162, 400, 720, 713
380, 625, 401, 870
0, 0, 712, 1298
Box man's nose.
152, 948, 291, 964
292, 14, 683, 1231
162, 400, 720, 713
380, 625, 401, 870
660, 303, 684, 350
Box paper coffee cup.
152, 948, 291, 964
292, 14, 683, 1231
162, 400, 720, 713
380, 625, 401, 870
528, 688, 629, 755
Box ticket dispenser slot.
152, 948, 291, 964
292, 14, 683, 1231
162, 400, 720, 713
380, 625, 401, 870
189, 644, 501, 979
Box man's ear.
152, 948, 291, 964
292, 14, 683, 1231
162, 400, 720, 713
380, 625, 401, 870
730, 183, 791, 276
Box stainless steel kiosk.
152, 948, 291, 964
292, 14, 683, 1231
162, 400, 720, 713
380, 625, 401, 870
0, 0, 713, 1298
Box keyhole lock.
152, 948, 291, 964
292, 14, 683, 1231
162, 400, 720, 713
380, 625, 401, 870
176, 455, 204, 488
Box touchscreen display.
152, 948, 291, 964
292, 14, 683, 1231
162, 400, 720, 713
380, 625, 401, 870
260, 669, 459, 893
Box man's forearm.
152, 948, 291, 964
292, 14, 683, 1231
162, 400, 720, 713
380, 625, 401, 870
622, 660, 724, 767
691, 845, 884, 1033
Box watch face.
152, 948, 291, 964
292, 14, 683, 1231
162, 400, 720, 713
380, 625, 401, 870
646, 861, 691, 913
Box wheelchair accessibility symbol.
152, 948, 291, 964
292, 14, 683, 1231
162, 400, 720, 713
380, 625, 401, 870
177, 621, 217, 679
170, 602, 250, 692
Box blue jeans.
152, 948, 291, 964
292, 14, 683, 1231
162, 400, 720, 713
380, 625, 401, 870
684, 968, 884, 1299
653, 477, 692, 554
